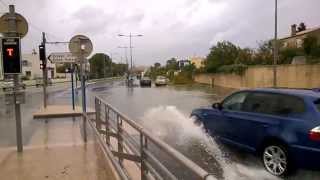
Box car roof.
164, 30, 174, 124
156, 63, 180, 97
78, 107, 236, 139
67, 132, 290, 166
244, 88, 320, 99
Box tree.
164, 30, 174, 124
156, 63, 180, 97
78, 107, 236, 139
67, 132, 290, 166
166, 58, 178, 70
205, 41, 240, 72
303, 35, 318, 55
253, 40, 273, 65
154, 62, 161, 68
89, 53, 111, 79
297, 22, 306, 32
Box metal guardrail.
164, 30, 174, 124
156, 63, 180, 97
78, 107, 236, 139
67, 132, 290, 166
87, 96, 216, 180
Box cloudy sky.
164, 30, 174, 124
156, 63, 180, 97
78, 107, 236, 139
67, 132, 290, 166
1, 0, 320, 66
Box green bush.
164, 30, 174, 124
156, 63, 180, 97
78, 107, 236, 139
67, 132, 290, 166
217, 64, 248, 75
173, 72, 193, 84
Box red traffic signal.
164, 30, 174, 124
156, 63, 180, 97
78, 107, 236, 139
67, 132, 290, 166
2, 37, 21, 74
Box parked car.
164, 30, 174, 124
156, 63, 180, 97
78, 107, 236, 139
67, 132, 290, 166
140, 76, 152, 87
1, 79, 26, 91
191, 88, 320, 177
155, 76, 167, 86
36, 78, 53, 87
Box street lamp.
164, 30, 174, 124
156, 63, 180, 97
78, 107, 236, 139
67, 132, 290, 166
118, 46, 129, 71
118, 33, 143, 71
273, 0, 278, 87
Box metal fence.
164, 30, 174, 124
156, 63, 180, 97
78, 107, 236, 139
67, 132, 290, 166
87, 96, 216, 180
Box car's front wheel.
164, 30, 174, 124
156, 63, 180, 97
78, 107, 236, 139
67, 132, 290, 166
262, 144, 289, 177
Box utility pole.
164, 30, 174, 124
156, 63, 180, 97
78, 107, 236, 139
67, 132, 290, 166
79, 39, 87, 113
41, 32, 48, 107
273, 0, 278, 88
118, 46, 129, 72
8, 5, 23, 152
129, 33, 133, 70
118, 33, 143, 74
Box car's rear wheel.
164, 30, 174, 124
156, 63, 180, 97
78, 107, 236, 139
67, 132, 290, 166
262, 144, 289, 177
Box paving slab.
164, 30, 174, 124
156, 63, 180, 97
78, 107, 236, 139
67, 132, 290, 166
0, 143, 117, 180
33, 105, 95, 119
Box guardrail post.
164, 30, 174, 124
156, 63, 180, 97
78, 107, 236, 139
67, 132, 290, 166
140, 133, 148, 180
117, 115, 124, 165
105, 104, 110, 145
95, 98, 101, 131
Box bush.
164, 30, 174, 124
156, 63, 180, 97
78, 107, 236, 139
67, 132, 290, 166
173, 71, 193, 84
217, 64, 248, 75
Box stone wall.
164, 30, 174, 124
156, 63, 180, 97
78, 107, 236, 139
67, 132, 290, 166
194, 64, 320, 89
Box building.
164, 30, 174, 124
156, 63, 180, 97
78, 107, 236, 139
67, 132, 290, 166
280, 24, 320, 49
22, 50, 56, 79
190, 57, 205, 69
177, 59, 190, 69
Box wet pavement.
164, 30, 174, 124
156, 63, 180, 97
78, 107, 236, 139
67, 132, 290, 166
88, 80, 320, 180
0, 83, 116, 180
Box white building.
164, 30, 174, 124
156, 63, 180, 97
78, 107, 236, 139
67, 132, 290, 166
22, 51, 57, 79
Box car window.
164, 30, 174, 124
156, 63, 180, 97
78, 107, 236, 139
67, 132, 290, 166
242, 93, 279, 115
314, 99, 320, 112
243, 92, 305, 116
277, 94, 305, 114
222, 92, 248, 111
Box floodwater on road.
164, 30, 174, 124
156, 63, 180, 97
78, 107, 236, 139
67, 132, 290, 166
88, 80, 320, 180
1, 80, 320, 180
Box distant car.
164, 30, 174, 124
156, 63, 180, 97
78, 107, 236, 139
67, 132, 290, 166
36, 78, 53, 87
155, 76, 167, 86
1, 79, 26, 91
191, 88, 320, 177
140, 77, 152, 87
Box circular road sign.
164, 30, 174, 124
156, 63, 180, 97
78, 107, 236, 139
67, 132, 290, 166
0, 13, 28, 38
69, 35, 93, 58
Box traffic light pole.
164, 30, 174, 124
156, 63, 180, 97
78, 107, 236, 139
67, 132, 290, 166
8, 5, 23, 152
41, 32, 48, 108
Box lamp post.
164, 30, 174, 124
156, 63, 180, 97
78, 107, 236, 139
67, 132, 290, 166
118, 33, 143, 71
273, 0, 278, 88
118, 46, 129, 71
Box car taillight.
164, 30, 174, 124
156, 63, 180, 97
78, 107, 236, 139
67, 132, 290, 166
309, 126, 320, 141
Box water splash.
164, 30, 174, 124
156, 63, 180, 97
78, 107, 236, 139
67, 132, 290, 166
140, 106, 279, 180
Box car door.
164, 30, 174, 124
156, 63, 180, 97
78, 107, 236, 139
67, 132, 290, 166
224, 92, 307, 150
209, 91, 249, 141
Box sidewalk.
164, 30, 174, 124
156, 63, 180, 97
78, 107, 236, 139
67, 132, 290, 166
0, 116, 117, 180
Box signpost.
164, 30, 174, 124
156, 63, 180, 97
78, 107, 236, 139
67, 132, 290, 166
48, 52, 77, 63
69, 35, 93, 143
0, 5, 28, 152
69, 35, 93, 114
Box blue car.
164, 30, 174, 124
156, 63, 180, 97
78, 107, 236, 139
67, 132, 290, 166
191, 88, 320, 177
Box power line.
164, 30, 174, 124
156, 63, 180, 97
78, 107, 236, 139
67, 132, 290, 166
28, 22, 65, 42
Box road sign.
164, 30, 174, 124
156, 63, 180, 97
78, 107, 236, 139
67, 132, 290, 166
0, 13, 28, 38
69, 35, 93, 58
48, 52, 77, 63
1, 37, 21, 74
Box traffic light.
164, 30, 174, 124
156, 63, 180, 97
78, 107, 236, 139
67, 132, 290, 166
2, 37, 21, 74
39, 44, 46, 61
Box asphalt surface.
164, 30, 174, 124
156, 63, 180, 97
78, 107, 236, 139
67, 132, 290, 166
88, 80, 320, 180
1, 80, 320, 180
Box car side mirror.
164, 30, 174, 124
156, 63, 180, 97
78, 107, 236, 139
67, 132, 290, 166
212, 102, 222, 110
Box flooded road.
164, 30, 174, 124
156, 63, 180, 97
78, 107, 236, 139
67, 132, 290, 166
1, 80, 320, 180
88, 80, 320, 180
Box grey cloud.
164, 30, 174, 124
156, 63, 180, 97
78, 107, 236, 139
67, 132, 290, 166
8, 0, 320, 66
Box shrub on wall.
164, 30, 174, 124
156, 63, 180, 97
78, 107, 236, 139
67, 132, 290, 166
217, 64, 248, 75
